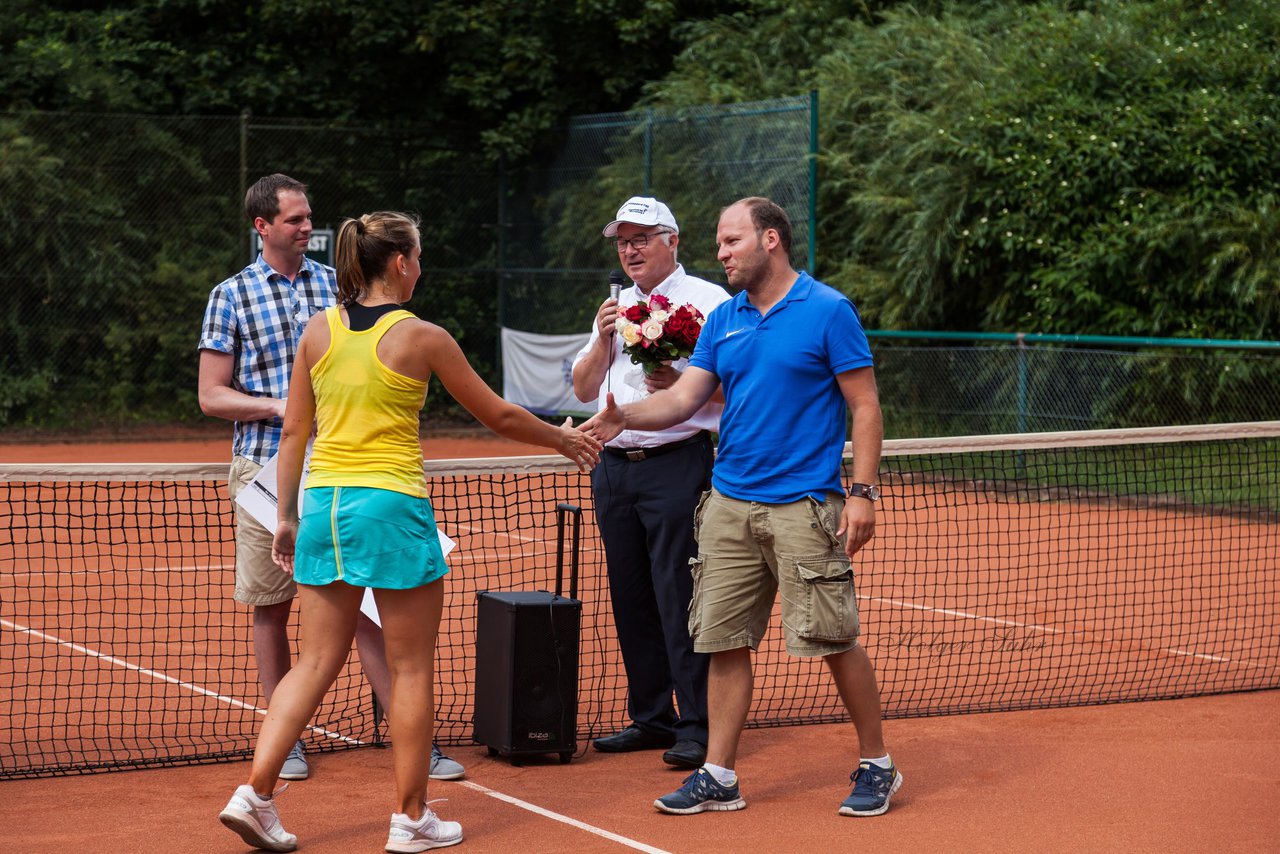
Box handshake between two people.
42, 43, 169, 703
559, 392, 634, 471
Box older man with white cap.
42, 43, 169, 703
572, 196, 730, 769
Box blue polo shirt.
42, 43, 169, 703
689, 272, 873, 503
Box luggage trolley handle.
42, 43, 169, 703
554, 502, 581, 600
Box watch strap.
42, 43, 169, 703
848, 482, 880, 501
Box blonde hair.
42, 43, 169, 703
334, 211, 421, 305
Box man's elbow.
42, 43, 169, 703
197, 388, 217, 418
570, 369, 599, 403
198, 385, 233, 421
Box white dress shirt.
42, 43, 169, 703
573, 264, 731, 449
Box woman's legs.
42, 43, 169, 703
373, 581, 445, 817
245, 582, 364, 796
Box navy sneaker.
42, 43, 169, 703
839, 760, 903, 817
654, 768, 746, 815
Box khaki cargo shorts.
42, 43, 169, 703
228, 455, 296, 606
688, 488, 860, 657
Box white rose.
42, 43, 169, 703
649, 309, 670, 323
641, 319, 664, 340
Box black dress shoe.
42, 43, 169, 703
592, 725, 677, 753
662, 739, 707, 769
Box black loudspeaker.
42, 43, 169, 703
472, 504, 582, 765
473, 590, 580, 763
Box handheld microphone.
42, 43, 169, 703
604, 271, 625, 395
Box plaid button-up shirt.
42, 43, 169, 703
198, 255, 337, 464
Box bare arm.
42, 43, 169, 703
197, 350, 286, 423
570, 297, 620, 402
271, 321, 323, 573
581, 365, 719, 444
424, 324, 600, 470
835, 366, 884, 559
643, 364, 724, 405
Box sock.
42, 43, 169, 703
861, 754, 893, 769
703, 762, 737, 786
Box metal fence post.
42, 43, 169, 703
1017, 331, 1029, 434
497, 153, 508, 384
239, 109, 250, 264
809, 89, 818, 275
643, 109, 653, 195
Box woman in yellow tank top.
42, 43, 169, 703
220, 211, 600, 853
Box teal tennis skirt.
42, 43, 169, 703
294, 486, 449, 589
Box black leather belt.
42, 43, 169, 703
605, 431, 709, 462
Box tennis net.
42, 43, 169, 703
2, 422, 1277, 778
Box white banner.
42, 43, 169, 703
501, 327, 595, 416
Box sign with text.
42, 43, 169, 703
249, 228, 335, 266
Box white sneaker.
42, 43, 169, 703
219, 784, 298, 852
386, 800, 463, 852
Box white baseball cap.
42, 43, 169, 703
602, 196, 680, 237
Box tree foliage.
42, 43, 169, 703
3, 0, 1278, 432
0, 0, 738, 158
646, 0, 1280, 340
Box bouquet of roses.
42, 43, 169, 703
615, 293, 707, 376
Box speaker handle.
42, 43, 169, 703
554, 502, 581, 600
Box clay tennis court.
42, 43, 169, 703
1, 432, 1277, 851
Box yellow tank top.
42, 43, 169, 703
305, 307, 428, 497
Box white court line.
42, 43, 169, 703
863, 594, 1065, 635
1164, 648, 1233, 663
451, 522, 540, 545
457, 780, 672, 854
1, 546, 611, 574
444, 523, 606, 554
0, 618, 364, 745
1, 562, 233, 578
864, 594, 1255, 666
449, 548, 605, 567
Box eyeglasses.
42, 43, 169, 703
611, 230, 668, 252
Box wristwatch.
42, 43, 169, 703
848, 483, 881, 502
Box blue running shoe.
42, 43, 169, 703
654, 768, 746, 815
429, 743, 465, 781
839, 761, 903, 817
279, 740, 309, 781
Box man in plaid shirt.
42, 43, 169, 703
197, 174, 465, 782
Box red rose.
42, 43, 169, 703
663, 306, 702, 350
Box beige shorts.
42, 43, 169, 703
688, 488, 859, 657
228, 455, 296, 606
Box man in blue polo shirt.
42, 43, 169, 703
582, 197, 901, 818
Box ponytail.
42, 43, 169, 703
333, 212, 420, 306
334, 216, 367, 305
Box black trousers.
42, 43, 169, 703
591, 436, 712, 744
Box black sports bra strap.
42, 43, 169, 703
345, 302, 405, 332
